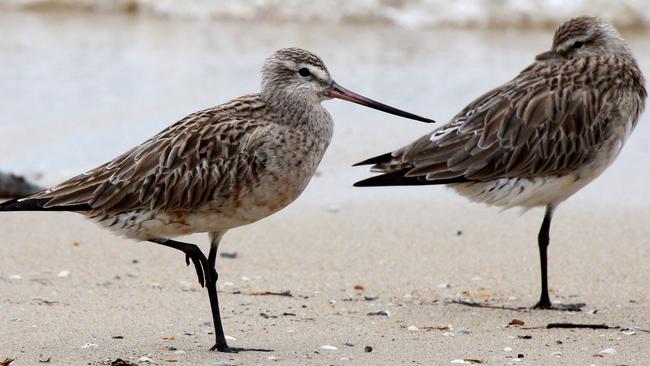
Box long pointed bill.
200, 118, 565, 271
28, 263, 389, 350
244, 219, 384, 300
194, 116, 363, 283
326, 81, 434, 123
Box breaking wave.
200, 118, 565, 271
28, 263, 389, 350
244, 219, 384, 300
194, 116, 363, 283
2, 0, 650, 29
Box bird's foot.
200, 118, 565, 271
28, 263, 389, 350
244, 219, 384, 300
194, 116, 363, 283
183, 248, 207, 288
532, 300, 585, 312
210, 343, 235, 353
532, 298, 552, 309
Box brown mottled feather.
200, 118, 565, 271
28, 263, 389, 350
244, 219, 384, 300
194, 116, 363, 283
377, 51, 645, 184
30, 94, 275, 214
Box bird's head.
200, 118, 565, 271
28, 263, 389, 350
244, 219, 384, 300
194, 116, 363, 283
536, 16, 630, 61
261, 48, 433, 123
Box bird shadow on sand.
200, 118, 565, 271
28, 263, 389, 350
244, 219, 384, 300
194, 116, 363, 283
224, 347, 274, 353
447, 299, 586, 312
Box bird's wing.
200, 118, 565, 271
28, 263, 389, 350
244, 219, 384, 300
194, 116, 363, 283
23, 94, 278, 213
358, 56, 642, 185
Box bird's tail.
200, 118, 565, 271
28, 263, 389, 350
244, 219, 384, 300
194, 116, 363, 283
0, 196, 91, 212
353, 151, 469, 187
354, 171, 468, 187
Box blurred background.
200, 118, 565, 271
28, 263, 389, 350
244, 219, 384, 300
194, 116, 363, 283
1, 0, 649, 207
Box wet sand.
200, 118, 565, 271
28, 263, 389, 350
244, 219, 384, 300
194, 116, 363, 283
1, 11, 650, 365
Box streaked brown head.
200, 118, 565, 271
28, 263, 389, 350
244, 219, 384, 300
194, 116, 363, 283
536, 16, 631, 61
261, 48, 433, 123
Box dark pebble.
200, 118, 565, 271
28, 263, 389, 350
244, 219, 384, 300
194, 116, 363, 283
364, 346, 373, 353
111, 359, 137, 366
367, 310, 390, 316
364, 293, 379, 301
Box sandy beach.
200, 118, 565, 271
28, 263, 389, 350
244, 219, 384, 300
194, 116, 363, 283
1, 10, 650, 366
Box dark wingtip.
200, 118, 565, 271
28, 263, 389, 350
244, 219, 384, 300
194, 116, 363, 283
352, 152, 394, 167
354, 171, 471, 187
0, 198, 21, 211
353, 170, 428, 187
0, 197, 91, 212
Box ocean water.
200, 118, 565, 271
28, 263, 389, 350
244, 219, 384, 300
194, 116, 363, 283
0, 11, 648, 208
2, 0, 650, 29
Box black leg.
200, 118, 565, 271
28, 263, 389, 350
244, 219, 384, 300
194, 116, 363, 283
149, 235, 272, 352
205, 232, 235, 352
149, 237, 232, 352
149, 238, 207, 288
533, 206, 553, 309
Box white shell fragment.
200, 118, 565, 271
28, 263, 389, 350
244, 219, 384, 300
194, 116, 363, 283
597, 348, 617, 356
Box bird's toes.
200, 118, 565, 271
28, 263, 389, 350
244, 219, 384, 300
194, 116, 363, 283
210, 343, 237, 353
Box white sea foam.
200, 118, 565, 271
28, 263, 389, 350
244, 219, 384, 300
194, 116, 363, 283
2, 0, 649, 29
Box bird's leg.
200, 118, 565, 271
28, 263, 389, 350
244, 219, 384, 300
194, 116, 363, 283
205, 232, 233, 352
533, 205, 554, 309
148, 238, 207, 288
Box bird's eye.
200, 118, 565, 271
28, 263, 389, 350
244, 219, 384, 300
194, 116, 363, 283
573, 41, 584, 49
298, 68, 311, 77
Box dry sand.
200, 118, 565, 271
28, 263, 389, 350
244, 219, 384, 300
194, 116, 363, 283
1, 200, 649, 365
1, 11, 650, 366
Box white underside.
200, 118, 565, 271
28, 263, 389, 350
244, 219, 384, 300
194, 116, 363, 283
452, 174, 594, 209
451, 129, 631, 209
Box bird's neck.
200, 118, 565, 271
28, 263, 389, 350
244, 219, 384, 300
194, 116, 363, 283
262, 91, 330, 129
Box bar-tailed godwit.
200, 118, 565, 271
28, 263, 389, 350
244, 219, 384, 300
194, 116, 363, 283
0, 47, 433, 351
355, 16, 646, 309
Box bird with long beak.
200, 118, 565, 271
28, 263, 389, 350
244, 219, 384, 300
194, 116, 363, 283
0, 47, 432, 352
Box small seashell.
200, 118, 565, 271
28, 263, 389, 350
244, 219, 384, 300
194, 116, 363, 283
179, 280, 193, 291
364, 293, 379, 301
327, 205, 340, 213
597, 348, 617, 356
